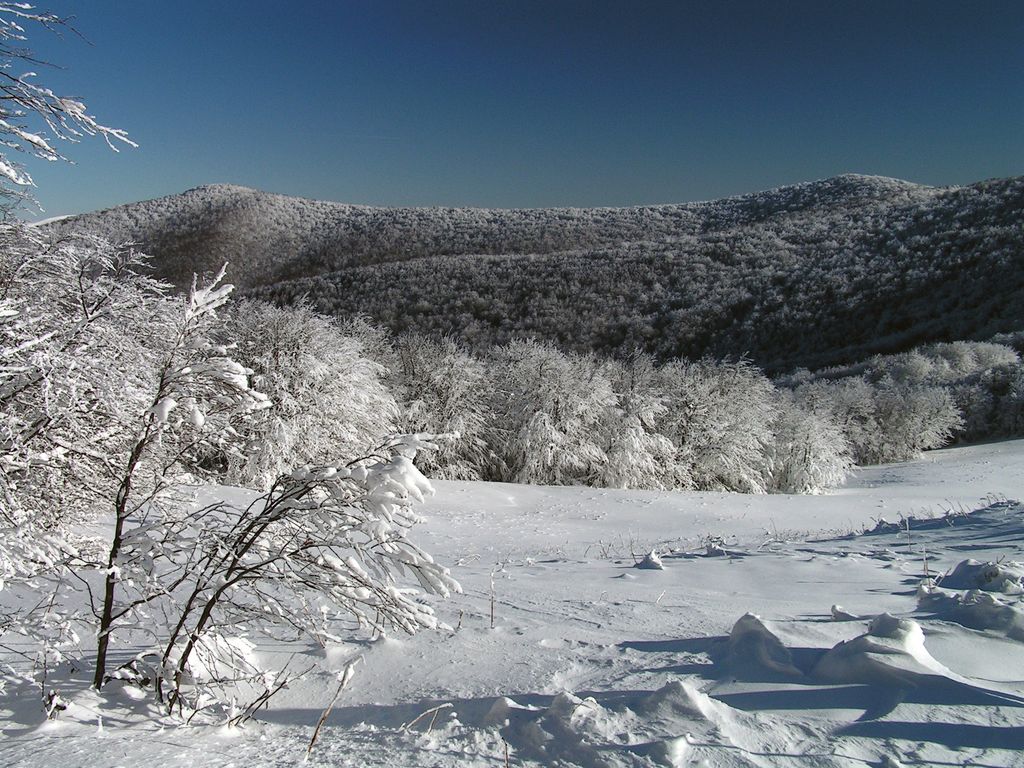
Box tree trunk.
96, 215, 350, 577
93, 431, 150, 689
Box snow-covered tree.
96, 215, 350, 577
391, 334, 493, 480
139, 434, 460, 716
488, 340, 615, 485
0, 0, 134, 652
0, 227, 459, 708
766, 396, 852, 494
868, 383, 963, 463
0, 229, 221, 679
595, 353, 678, 489
0, 226, 168, 533
90, 266, 269, 688
794, 377, 963, 465
793, 378, 879, 464
993, 365, 1024, 437
867, 341, 1020, 386
224, 300, 396, 488
658, 359, 777, 493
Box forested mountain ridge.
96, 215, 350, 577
45, 174, 1024, 371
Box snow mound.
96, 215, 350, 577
939, 558, 1024, 594
813, 614, 945, 686
918, 580, 1024, 641
714, 613, 803, 680
831, 604, 860, 621
635, 550, 664, 570
171, 633, 258, 684
486, 683, 761, 768
702, 536, 738, 557
483, 695, 532, 727
637, 679, 720, 721
485, 691, 629, 767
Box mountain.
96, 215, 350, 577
45, 174, 1024, 372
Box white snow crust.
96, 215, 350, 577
2, 439, 1024, 766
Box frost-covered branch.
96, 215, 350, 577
0, 3, 134, 202
92, 265, 268, 689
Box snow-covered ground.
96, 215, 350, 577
3, 440, 1024, 767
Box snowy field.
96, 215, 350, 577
3, 439, 1024, 767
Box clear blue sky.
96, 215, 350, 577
20, 0, 1024, 216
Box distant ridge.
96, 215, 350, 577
45, 174, 1024, 371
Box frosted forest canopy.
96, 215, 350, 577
46, 174, 1024, 373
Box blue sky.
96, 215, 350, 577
20, 0, 1024, 216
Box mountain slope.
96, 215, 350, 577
46, 174, 1024, 371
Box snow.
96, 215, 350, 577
635, 550, 664, 570
27, 214, 71, 227
939, 558, 1024, 593
2, 439, 1024, 766
0, 156, 32, 186
146, 395, 177, 423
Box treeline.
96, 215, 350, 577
6, 226, 1020, 525
50, 175, 929, 291
50, 175, 1024, 373
247, 175, 1024, 372
781, 341, 1024, 455
225, 305, 1012, 497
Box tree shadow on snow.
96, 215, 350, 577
619, 636, 722, 654
717, 675, 1024, 721
839, 720, 1024, 751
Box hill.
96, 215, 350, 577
45, 174, 1024, 371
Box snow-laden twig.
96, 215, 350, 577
306, 656, 360, 760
